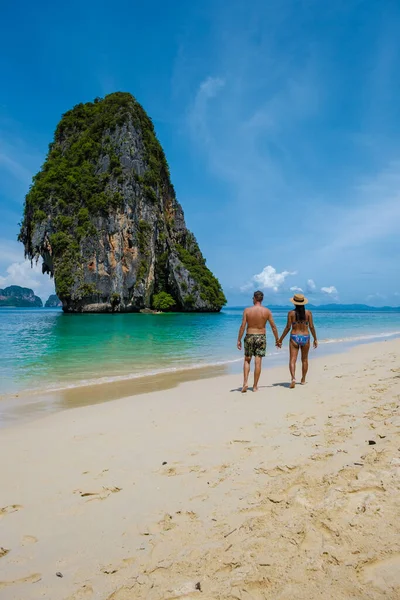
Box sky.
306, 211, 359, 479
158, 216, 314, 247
1, 0, 400, 306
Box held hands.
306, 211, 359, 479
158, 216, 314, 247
275, 340, 282, 349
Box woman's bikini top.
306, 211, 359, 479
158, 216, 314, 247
293, 311, 309, 326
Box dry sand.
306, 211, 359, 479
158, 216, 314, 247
0, 339, 399, 600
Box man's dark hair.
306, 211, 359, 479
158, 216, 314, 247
253, 290, 264, 302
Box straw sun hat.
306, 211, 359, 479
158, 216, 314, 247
290, 293, 309, 305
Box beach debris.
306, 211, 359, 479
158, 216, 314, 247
101, 567, 118, 574
162, 461, 167, 465
224, 528, 237, 538
268, 495, 285, 504
0, 547, 10, 558
368, 440, 376, 445
167, 581, 202, 596
354, 462, 364, 466
56, 572, 63, 578
0, 504, 23, 517
378, 435, 386, 439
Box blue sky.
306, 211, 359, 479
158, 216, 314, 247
1, 0, 399, 306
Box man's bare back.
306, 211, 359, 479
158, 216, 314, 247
245, 305, 271, 334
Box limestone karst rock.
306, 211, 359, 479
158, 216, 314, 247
19, 93, 226, 312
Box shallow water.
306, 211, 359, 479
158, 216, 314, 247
1, 306, 399, 396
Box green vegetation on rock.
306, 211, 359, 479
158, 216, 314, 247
22, 92, 168, 227
176, 243, 226, 309
152, 291, 176, 311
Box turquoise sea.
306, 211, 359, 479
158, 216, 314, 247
1, 307, 400, 396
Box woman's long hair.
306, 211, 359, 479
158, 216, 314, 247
295, 304, 306, 322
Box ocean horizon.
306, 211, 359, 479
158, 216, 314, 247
1, 305, 400, 398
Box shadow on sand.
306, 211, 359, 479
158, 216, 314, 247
230, 382, 292, 391
229, 385, 269, 393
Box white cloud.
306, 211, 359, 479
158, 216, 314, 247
319, 161, 400, 258
321, 286, 338, 295
306, 279, 316, 292
242, 265, 296, 292
0, 135, 40, 186
290, 286, 303, 292
0, 258, 55, 301
189, 76, 225, 143
0, 239, 25, 266
0, 152, 32, 184
367, 292, 386, 301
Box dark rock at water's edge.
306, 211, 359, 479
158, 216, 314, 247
18, 92, 226, 313
0, 285, 42, 307
45, 294, 62, 308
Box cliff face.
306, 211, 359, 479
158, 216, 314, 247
0, 286, 42, 307
45, 294, 62, 308
19, 93, 226, 313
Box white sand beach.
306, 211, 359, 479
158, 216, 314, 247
1, 339, 399, 599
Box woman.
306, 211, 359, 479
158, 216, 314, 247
277, 294, 318, 388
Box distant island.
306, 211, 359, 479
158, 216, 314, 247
18, 92, 226, 314
230, 304, 400, 312
270, 303, 400, 312
45, 294, 62, 308
0, 285, 42, 308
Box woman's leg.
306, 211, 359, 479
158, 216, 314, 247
300, 340, 310, 384
289, 340, 299, 388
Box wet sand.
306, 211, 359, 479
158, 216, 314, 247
0, 339, 399, 599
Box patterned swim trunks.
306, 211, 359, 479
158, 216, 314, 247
244, 334, 266, 357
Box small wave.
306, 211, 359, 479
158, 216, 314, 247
320, 330, 400, 344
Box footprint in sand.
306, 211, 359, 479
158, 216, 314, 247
105, 585, 136, 600
0, 504, 23, 518
189, 493, 209, 502
158, 464, 204, 477
361, 553, 400, 592
101, 557, 135, 575
175, 510, 198, 521
0, 573, 42, 588
22, 535, 38, 545
255, 464, 298, 477
157, 513, 177, 532
65, 584, 93, 599
74, 487, 122, 501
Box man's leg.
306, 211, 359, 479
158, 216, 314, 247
253, 356, 262, 391
242, 356, 251, 392
289, 341, 299, 388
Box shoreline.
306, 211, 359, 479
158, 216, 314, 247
0, 338, 399, 599
1, 332, 400, 428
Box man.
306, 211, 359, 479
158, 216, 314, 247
237, 291, 280, 392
